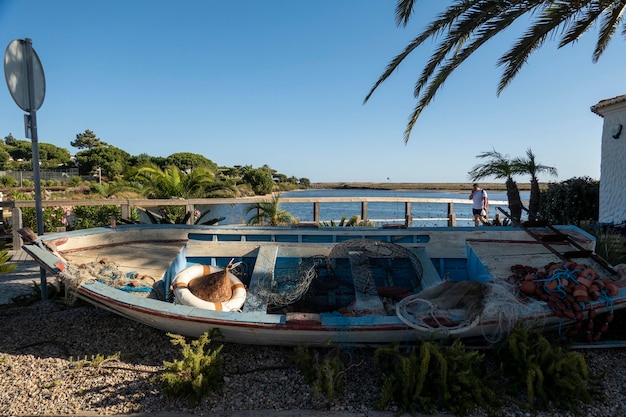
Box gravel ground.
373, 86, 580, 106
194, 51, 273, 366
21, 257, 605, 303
2, 301, 626, 416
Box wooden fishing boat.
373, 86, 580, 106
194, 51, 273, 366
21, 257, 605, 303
21, 223, 626, 346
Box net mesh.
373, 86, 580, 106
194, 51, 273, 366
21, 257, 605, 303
60, 259, 157, 304
395, 279, 546, 341
256, 255, 323, 307
259, 239, 424, 313
396, 281, 485, 335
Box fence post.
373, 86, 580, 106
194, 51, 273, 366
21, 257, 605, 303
313, 202, 320, 223
121, 201, 130, 221
447, 203, 456, 227
12, 206, 22, 247
361, 201, 368, 222
186, 204, 195, 224
447, 202, 454, 218
405, 202, 412, 227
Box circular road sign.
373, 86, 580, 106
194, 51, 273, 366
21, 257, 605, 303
4, 39, 46, 112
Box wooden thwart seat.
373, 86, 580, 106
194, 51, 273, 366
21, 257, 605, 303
409, 247, 442, 289
349, 250, 385, 313
244, 245, 278, 313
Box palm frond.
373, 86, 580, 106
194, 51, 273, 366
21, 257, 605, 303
497, 1, 575, 94
395, 0, 416, 27
369, 0, 625, 142
0, 249, 16, 274
412, 2, 494, 100
408, 6, 526, 142
593, 2, 626, 62
467, 149, 515, 181
559, 1, 604, 47
364, 2, 471, 104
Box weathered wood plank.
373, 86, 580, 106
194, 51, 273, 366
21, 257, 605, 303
349, 251, 385, 313
409, 247, 441, 289
60, 242, 184, 279
244, 245, 278, 313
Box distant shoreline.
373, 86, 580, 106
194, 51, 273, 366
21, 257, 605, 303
310, 182, 532, 191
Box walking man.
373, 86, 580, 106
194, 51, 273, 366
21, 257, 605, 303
469, 183, 489, 226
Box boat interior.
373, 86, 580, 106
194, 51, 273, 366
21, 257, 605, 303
26, 224, 613, 322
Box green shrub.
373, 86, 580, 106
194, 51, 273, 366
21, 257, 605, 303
539, 177, 599, 225
68, 176, 83, 186
497, 322, 593, 411
22, 205, 71, 233
319, 215, 373, 227
0, 175, 19, 187
71, 205, 136, 229
375, 340, 499, 416
152, 332, 224, 406
289, 345, 346, 404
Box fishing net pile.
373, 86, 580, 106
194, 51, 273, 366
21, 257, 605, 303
396, 281, 485, 335
396, 279, 546, 341
255, 255, 323, 307
60, 259, 157, 304
259, 239, 423, 314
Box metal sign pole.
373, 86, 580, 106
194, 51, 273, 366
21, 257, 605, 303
24, 39, 47, 300
5, 37, 48, 299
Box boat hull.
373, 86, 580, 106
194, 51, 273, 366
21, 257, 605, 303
22, 223, 626, 346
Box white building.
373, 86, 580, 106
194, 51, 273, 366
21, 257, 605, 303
591, 95, 626, 225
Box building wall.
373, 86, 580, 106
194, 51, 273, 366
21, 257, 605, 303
596, 101, 626, 224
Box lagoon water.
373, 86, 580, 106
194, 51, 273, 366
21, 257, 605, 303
202, 188, 530, 227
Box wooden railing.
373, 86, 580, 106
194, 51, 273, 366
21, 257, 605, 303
1, 196, 509, 246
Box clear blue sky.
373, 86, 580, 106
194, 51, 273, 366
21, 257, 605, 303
0, 1, 622, 183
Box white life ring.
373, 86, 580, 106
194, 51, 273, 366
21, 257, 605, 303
172, 264, 246, 311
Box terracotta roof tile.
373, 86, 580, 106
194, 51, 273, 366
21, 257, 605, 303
591, 94, 626, 116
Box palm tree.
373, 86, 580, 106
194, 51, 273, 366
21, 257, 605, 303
365, 1, 626, 142
122, 163, 236, 224
468, 149, 523, 226
512, 148, 558, 223
128, 163, 235, 199
246, 193, 295, 226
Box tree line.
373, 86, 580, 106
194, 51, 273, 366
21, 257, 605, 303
0, 129, 311, 196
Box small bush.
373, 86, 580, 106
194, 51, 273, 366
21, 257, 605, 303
152, 332, 224, 406
497, 322, 593, 411
539, 177, 599, 225
289, 345, 346, 404
72, 205, 132, 229
375, 340, 499, 416
0, 175, 19, 187
68, 176, 83, 187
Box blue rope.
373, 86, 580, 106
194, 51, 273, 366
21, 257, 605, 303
599, 291, 615, 313
533, 275, 568, 299
119, 285, 152, 293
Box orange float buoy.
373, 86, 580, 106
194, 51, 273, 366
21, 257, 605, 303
545, 278, 559, 291
580, 268, 598, 280
524, 273, 536, 281
604, 281, 620, 297
573, 289, 589, 299
520, 280, 537, 295
549, 263, 563, 275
